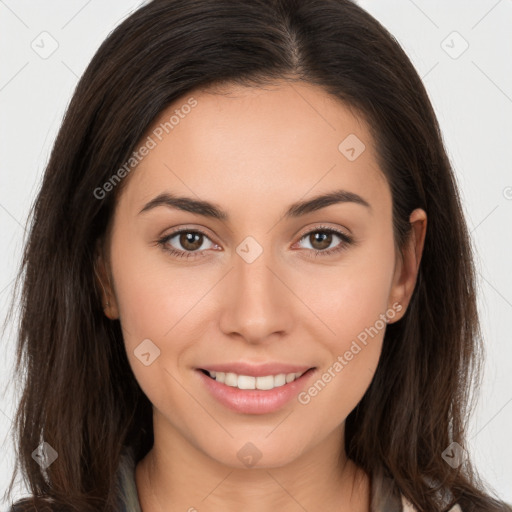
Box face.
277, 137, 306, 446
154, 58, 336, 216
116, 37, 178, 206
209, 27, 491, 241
97, 80, 425, 470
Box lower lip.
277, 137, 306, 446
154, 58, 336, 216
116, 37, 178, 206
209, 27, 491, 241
196, 368, 317, 415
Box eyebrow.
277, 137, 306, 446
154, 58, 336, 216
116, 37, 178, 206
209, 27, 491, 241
138, 188, 372, 219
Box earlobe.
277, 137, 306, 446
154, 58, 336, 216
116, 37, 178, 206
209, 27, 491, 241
93, 240, 119, 320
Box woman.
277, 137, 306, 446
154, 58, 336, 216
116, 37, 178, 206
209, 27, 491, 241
4, 0, 511, 511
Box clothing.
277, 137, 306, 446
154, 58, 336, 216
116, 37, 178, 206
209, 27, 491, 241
115, 446, 463, 512
116, 446, 143, 512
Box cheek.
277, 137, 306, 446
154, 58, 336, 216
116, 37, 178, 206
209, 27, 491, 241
294, 233, 395, 412
110, 227, 205, 341
109, 232, 216, 404
304, 235, 395, 351
296, 301, 389, 433
109, 243, 204, 417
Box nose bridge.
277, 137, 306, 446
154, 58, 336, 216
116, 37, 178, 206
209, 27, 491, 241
218, 240, 294, 342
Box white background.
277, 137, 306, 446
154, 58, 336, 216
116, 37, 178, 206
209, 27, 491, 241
0, 0, 511, 508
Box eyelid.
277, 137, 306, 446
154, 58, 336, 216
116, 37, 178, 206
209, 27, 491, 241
165, 225, 211, 238
295, 223, 351, 242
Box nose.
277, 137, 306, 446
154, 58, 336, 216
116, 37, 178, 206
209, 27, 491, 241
218, 249, 295, 345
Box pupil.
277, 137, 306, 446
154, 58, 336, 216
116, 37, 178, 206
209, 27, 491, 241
181, 232, 201, 250
312, 232, 331, 250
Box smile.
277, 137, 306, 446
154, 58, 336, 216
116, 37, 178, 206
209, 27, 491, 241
196, 366, 317, 414
201, 369, 308, 390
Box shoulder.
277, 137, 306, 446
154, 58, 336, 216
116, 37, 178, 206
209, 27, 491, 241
371, 469, 464, 512
7, 447, 141, 512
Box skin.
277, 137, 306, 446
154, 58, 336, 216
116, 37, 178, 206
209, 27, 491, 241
96, 80, 427, 512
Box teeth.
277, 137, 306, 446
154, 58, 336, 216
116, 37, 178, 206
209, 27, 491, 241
285, 373, 296, 383
207, 370, 305, 390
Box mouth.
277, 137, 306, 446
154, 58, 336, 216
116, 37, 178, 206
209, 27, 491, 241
198, 368, 313, 391
195, 364, 317, 414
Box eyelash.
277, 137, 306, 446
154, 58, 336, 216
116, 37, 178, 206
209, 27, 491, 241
156, 225, 355, 260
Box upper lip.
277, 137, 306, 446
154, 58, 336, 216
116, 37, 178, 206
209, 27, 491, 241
198, 362, 315, 377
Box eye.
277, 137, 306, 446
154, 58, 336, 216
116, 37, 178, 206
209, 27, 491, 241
295, 225, 354, 257
156, 225, 355, 260
157, 228, 218, 259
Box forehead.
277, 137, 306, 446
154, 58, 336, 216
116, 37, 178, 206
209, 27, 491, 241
118, 80, 389, 218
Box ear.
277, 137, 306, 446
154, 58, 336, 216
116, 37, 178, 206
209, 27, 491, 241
387, 208, 427, 323
94, 239, 119, 320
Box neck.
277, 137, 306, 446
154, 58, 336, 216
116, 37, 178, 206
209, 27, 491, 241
135, 420, 370, 512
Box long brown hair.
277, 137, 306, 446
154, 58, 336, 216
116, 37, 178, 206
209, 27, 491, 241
3, 0, 510, 510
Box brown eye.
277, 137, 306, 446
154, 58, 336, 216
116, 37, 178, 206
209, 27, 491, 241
157, 229, 216, 258
296, 226, 354, 257
308, 231, 333, 251
179, 232, 204, 251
